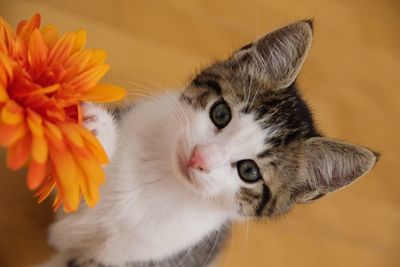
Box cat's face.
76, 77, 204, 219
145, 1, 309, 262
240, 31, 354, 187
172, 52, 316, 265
169, 20, 377, 219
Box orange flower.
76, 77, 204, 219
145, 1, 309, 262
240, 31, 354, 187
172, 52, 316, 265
0, 14, 126, 212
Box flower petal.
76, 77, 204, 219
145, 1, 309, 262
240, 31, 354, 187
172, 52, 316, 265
31, 136, 48, 163
6, 133, 31, 170
0, 52, 14, 87
27, 161, 48, 190
44, 121, 63, 141
46, 107, 66, 121
0, 122, 26, 146
81, 84, 126, 103
76, 102, 83, 124
28, 29, 47, 69
35, 176, 55, 203
53, 192, 62, 212
16, 20, 27, 35
49, 142, 80, 212
27, 109, 43, 136
40, 24, 58, 49
18, 83, 60, 97
0, 84, 8, 103
17, 13, 41, 43
58, 123, 84, 148
85, 49, 106, 69
70, 144, 106, 185
64, 49, 92, 70
71, 30, 86, 54
70, 64, 109, 92
48, 32, 75, 66
79, 154, 106, 185
0, 17, 15, 53
76, 126, 109, 164
1, 100, 24, 125
11, 38, 27, 62
78, 168, 100, 208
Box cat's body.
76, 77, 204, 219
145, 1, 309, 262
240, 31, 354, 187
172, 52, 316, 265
41, 21, 378, 267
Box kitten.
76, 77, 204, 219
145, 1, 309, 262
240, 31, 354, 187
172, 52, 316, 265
41, 20, 378, 267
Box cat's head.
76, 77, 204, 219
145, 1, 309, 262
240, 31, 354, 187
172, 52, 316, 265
174, 20, 378, 218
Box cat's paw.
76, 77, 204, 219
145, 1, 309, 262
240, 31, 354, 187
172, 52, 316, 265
82, 102, 117, 160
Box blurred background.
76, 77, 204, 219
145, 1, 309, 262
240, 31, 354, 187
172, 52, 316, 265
0, 0, 399, 266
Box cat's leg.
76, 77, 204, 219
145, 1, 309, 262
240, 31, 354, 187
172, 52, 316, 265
81, 102, 118, 160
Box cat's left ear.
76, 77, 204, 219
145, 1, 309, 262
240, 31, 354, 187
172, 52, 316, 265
232, 20, 313, 88
294, 137, 378, 203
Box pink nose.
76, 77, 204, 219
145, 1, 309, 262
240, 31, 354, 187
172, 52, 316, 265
187, 145, 208, 172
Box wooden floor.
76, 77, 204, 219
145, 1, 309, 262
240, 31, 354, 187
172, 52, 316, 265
1, 0, 399, 266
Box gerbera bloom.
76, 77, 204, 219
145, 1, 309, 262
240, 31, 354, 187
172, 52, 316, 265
0, 14, 126, 212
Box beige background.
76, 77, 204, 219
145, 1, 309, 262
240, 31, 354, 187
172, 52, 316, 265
1, 0, 399, 266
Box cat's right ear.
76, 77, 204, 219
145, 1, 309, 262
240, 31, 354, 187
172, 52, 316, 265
231, 20, 313, 89
293, 137, 378, 203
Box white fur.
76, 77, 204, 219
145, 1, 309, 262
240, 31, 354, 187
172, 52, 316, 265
81, 102, 118, 159
44, 92, 267, 266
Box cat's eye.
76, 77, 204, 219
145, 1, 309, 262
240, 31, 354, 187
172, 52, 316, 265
237, 159, 262, 183
209, 100, 232, 129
